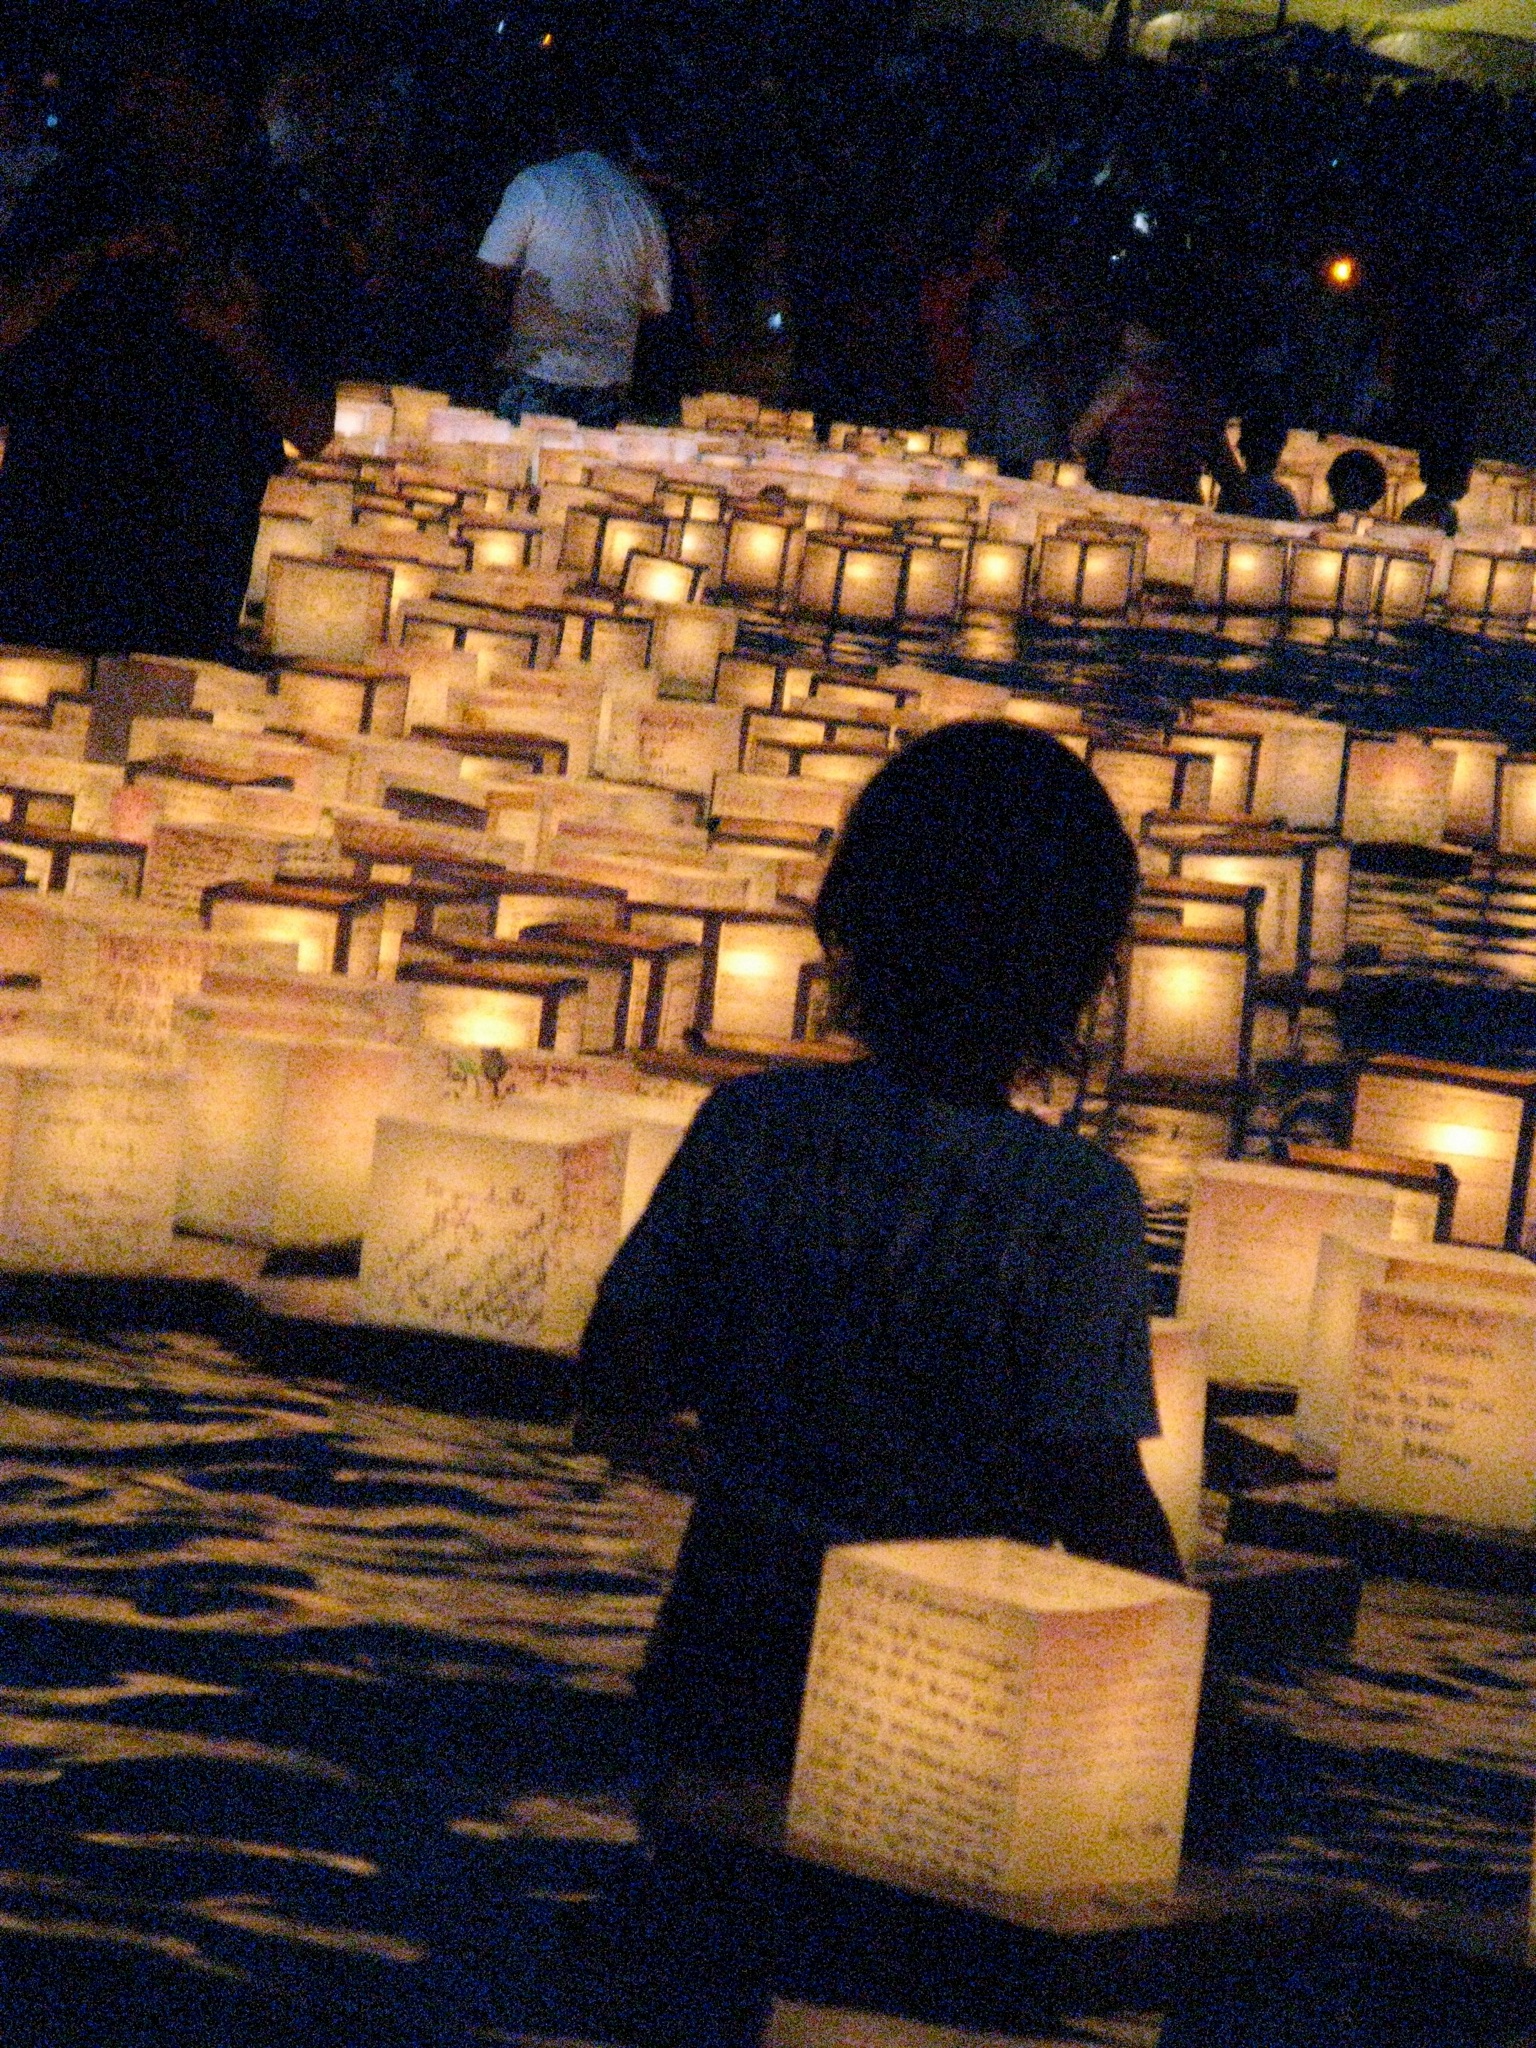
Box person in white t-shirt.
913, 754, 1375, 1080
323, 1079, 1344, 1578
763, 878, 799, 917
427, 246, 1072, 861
477, 118, 671, 429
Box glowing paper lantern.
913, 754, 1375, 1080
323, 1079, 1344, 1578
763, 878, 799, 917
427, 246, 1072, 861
1143, 1320, 1209, 1568
201, 883, 386, 978
649, 604, 737, 696
795, 536, 905, 627
359, 1112, 627, 1347
461, 518, 541, 574
1373, 550, 1434, 622
1443, 550, 1536, 630
264, 556, 392, 663
1089, 745, 1214, 838
1341, 734, 1454, 847
1177, 1159, 1398, 1387
1034, 527, 1141, 616
1496, 756, 1536, 858
720, 515, 796, 603
1286, 540, 1379, 618
1338, 1284, 1536, 1531
620, 552, 703, 607
596, 689, 741, 797
1428, 731, 1506, 847
1191, 532, 1287, 614
1032, 458, 1087, 488
178, 1028, 402, 1246
1182, 706, 1346, 833
787, 1538, 1209, 1894
1169, 834, 1350, 981
0, 648, 93, 708
560, 508, 668, 589
1170, 730, 1261, 815
1115, 931, 1251, 1086
700, 911, 825, 1039
963, 539, 1032, 615
1349, 1055, 1536, 1250
0, 1057, 184, 1273
899, 544, 965, 627
402, 959, 589, 1051
1298, 1231, 1536, 1466
275, 667, 409, 740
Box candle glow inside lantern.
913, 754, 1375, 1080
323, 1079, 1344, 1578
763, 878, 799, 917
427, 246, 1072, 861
1349, 1055, 1536, 1250
1144, 1320, 1209, 1568
649, 603, 737, 696
1170, 730, 1261, 815
1298, 1231, 1536, 1466
1341, 735, 1454, 847
619, 551, 703, 608
1338, 1283, 1536, 1531
1188, 703, 1346, 832
1168, 833, 1350, 981
1286, 539, 1380, 618
1191, 532, 1288, 614
179, 1027, 402, 1246
1031, 458, 1087, 488
1034, 526, 1141, 617
275, 667, 409, 740
263, 556, 393, 663
403, 960, 589, 1053
560, 508, 669, 589
0, 648, 92, 708
0, 1058, 184, 1274
1428, 731, 1506, 847
1114, 930, 1252, 1086
1177, 1159, 1399, 1387
1443, 549, 1536, 630
963, 539, 1031, 615
462, 519, 541, 574
787, 1538, 1209, 1894
201, 883, 385, 978
795, 535, 905, 628
358, 1111, 627, 1349
720, 515, 796, 603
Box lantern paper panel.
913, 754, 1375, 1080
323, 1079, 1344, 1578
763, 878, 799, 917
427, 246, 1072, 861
1297, 1232, 1536, 1466
1178, 1160, 1398, 1386
358, 1113, 627, 1349
1173, 731, 1260, 815
1144, 1320, 1209, 1568
596, 688, 742, 798
1497, 759, 1536, 859
1192, 706, 1345, 831
705, 918, 825, 1038
0, 1060, 184, 1275
787, 1538, 1209, 1894
1090, 749, 1212, 839
1339, 1285, 1536, 1532
1341, 737, 1454, 848
264, 557, 393, 664
1427, 734, 1505, 848
1349, 1062, 1536, 1250
1118, 938, 1249, 1084
1176, 849, 1303, 977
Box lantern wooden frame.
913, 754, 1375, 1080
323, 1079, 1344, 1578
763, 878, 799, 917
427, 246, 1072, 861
1348, 1053, 1536, 1252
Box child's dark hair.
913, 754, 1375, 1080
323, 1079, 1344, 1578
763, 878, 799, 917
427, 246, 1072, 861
814, 720, 1138, 1102
1326, 447, 1388, 514
1237, 408, 1288, 478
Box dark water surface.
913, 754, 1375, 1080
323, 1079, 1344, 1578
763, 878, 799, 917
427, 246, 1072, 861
1, 1326, 1533, 2045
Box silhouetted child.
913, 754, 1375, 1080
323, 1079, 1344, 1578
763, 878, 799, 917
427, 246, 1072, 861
1401, 443, 1472, 536
1217, 408, 1300, 520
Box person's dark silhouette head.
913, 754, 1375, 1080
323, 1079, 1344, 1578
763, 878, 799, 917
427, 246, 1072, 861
1237, 409, 1287, 479
1419, 442, 1472, 504
1326, 448, 1388, 515
814, 720, 1137, 1104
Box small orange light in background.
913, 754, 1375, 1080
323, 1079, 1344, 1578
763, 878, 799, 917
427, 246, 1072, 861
1326, 254, 1358, 289
540, 31, 554, 46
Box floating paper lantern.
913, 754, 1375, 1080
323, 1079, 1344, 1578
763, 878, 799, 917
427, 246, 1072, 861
1184, 705, 1346, 833
1443, 549, 1536, 631
699, 911, 825, 1039
178, 1026, 402, 1246
264, 556, 393, 663
1138, 877, 1261, 951
672, 517, 728, 592
787, 1538, 1208, 1894
1191, 532, 1288, 614
1177, 1159, 1399, 1387
1496, 756, 1536, 859
1297, 1231, 1536, 1466
720, 515, 797, 604
0, 1057, 184, 1274
899, 544, 964, 627
963, 539, 1032, 615
1167, 833, 1350, 982
795, 535, 905, 628
201, 882, 385, 978
1113, 930, 1252, 1087
620, 551, 703, 607
401, 960, 589, 1053
1031, 458, 1088, 489
560, 508, 668, 589
1088, 745, 1214, 838
1349, 1054, 1536, 1250
1034, 525, 1142, 617
648, 604, 737, 696
658, 485, 724, 522
1144, 1320, 1209, 1568
1427, 731, 1506, 848
1341, 734, 1454, 847
597, 690, 741, 797
0, 648, 93, 708
1373, 550, 1434, 623
359, 1111, 627, 1348
275, 667, 409, 740
1280, 1141, 1454, 1243
1170, 729, 1261, 814
501, 925, 702, 1049
432, 936, 628, 1052
1338, 1283, 1536, 1531
461, 519, 541, 573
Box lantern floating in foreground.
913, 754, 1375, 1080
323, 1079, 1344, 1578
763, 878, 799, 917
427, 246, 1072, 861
1177, 1159, 1403, 1387
1341, 734, 1454, 847
787, 1537, 1209, 1894
1298, 1231, 1536, 1466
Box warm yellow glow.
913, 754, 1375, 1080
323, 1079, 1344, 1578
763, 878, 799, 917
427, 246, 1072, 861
1326, 254, 1358, 289
719, 948, 776, 980
1422, 1121, 1506, 1161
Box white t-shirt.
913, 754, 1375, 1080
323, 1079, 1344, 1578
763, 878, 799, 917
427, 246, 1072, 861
477, 151, 672, 389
